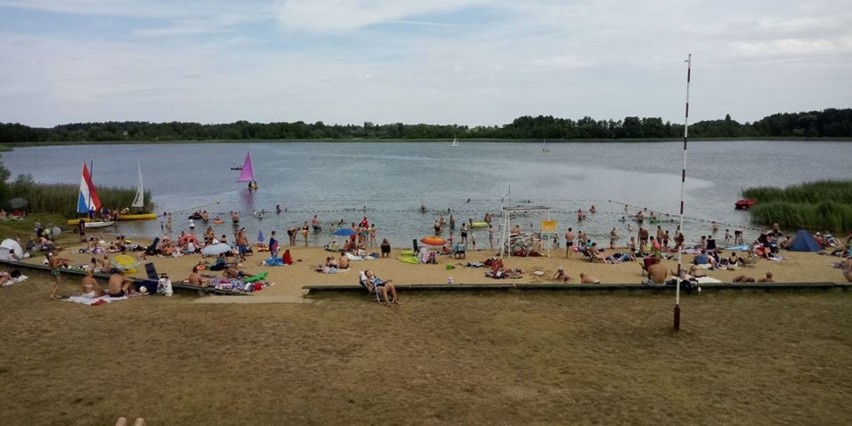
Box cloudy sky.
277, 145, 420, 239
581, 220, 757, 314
0, 0, 850, 128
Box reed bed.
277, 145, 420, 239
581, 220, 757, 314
6, 175, 153, 218
743, 179, 852, 204
744, 180, 852, 232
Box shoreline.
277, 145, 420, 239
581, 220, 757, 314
9, 232, 848, 302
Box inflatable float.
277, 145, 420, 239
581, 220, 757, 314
117, 213, 158, 221
470, 221, 489, 229
420, 236, 445, 246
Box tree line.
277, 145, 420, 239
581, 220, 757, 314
2, 108, 851, 143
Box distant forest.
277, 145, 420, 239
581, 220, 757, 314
1, 108, 851, 142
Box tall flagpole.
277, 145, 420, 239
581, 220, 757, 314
674, 53, 691, 331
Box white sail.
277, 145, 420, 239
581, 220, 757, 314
131, 162, 144, 209
451, 137, 459, 147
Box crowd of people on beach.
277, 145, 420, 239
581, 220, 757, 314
8, 201, 852, 303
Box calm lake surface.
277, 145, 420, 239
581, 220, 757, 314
2, 140, 849, 248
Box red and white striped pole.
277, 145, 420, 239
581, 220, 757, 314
674, 53, 691, 331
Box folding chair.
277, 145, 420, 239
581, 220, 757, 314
453, 243, 466, 259
359, 271, 383, 303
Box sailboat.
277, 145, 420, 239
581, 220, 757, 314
237, 151, 258, 190
118, 163, 158, 221
67, 162, 115, 228
451, 137, 459, 147
541, 139, 550, 152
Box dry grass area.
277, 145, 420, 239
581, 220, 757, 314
1, 278, 851, 425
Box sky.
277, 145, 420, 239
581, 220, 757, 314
0, 0, 850, 128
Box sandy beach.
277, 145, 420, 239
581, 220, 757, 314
18, 232, 848, 302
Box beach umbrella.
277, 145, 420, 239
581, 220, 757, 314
201, 242, 232, 256
0, 239, 23, 258
333, 228, 356, 236
257, 230, 264, 243
112, 254, 138, 273
420, 236, 445, 246
7, 197, 27, 210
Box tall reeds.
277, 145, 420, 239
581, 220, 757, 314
743, 180, 852, 204
7, 175, 153, 218
744, 180, 852, 232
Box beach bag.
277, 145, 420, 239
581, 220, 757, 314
157, 277, 173, 296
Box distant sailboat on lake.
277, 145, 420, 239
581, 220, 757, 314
451, 137, 459, 147
542, 139, 550, 152
237, 151, 258, 190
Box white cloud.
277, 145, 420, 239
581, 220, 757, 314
276, 0, 486, 32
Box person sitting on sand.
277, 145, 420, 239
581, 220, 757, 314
758, 271, 775, 283
185, 265, 209, 288
553, 266, 572, 283
223, 263, 247, 280
380, 238, 391, 258
365, 270, 400, 306
282, 249, 294, 265
80, 270, 104, 298
643, 257, 667, 285
108, 270, 134, 297
338, 252, 350, 270
580, 273, 600, 284
693, 250, 717, 269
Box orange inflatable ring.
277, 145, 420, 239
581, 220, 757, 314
196, 264, 207, 270
420, 236, 445, 246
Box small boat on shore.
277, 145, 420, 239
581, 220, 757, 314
68, 162, 115, 228
735, 199, 756, 210
118, 163, 157, 221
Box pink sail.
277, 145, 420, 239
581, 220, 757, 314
237, 151, 255, 182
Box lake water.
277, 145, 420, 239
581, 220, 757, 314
2, 140, 849, 248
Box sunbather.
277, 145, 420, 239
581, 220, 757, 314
553, 266, 572, 283
81, 270, 104, 298
184, 265, 209, 288
580, 273, 600, 284
643, 257, 667, 285
108, 270, 134, 297
365, 270, 400, 306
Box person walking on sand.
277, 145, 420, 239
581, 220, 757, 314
564, 228, 575, 258
236, 228, 249, 261
47, 251, 70, 300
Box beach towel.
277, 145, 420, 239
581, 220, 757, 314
244, 271, 268, 283
63, 295, 128, 306
264, 257, 284, 266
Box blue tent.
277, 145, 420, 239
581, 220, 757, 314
788, 229, 821, 252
